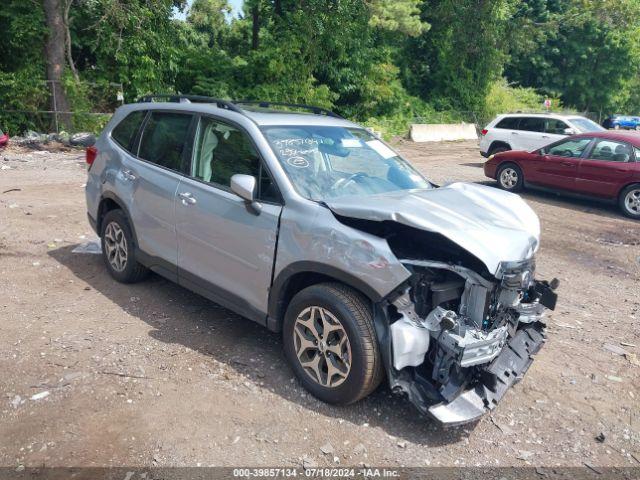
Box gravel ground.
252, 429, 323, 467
0, 140, 638, 469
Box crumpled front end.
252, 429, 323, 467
326, 183, 558, 425
385, 257, 558, 426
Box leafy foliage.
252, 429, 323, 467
0, 0, 639, 135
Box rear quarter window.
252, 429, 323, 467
111, 111, 146, 152
138, 111, 193, 171
519, 117, 545, 132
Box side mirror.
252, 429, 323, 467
564, 128, 576, 135
230, 174, 261, 213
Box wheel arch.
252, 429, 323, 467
495, 159, 524, 176
617, 181, 640, 199
268, 261, 384, 332
97, 192, 139, 246
488, 141, 511, 155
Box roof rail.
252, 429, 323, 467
136, 94, 244, 114
234, 101, 344, 119
136, 95, 344, 119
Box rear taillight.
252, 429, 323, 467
481, 129, 488, 136
86, 146, 98, 168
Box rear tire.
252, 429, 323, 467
283, 283, 383, 405
489, 144, 510, 156
619, 184, 640, 219
497, 163, 524, 192
100, 209, 149, 283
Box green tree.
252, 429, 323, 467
403, 0, 516, 114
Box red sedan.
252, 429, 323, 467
0, 128, 7, 148
484, 131, 640, 219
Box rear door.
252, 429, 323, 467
531, 137, 593, 191
516, 117, 547, 151
487, 116, 521, 151
575, 138, 637, 198
175, 115, 283, 322
127, 111, 194, 273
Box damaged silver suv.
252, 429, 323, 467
85, 96, 558, 425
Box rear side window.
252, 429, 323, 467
138, 112, 193, 171
495, 117, 520, 129
519, 117, 545, 132
111, 111, 146, 151
588, 139, 633, 162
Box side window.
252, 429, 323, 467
547, 138, 592, 157
519, 117, 545, 132
191, 117, 280, 202
138, 112, 193, 171
588, 140, 633, 163
635, 147, 640, 161
545, 119, 568, 135
111, 111, 146, 152
495, 117, 520, 130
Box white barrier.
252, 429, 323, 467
410, 123, 478, 142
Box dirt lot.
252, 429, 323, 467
0, 140, 639, 469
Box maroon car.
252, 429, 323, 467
0, 128, 7, 148
484, 131, 640, 219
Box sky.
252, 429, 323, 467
173, 0, 245, 20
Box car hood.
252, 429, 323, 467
326, 182, 540, 276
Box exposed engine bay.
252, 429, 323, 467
328, 184, 559, 425
386, 257, 558, 426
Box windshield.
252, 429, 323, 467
262, 126, 431, 201
569, 117, 605, 133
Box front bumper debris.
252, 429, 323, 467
428, 321, 546, 426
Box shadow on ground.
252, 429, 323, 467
48, 245, 469, 446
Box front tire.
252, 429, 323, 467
619, 184, 640, 219
497, 163, 524, 192
100, 209, 149, 283
283, 283, 383, 405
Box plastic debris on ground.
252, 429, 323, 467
71, 239, 102, 255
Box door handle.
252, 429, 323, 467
511, 132, 519, 135
178, 192, 197, 205
561, 162, 575, 167
122, 169, 136, 181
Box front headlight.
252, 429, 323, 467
488, 154, 495, 161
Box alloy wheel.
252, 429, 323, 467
293, 306, 352, 388
624, 188, 640, 215
500, 167, 519, 189
104, 221, 128, 272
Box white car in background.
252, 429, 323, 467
479, 113, 605, 157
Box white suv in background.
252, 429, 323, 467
479, 113, 605, 157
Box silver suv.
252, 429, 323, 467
85, 95, 558, 425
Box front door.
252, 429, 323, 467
576, 138, 636, 199
530, 137, 593, 191
175, 115, 283, 322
